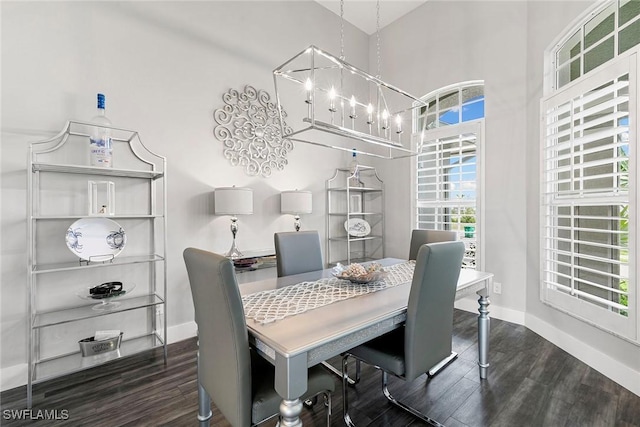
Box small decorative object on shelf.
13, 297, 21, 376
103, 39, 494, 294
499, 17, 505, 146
345, 218, 370, 237
65, 217, 127, 263
348, 149, 363, 187
89, 93, 113, 168
88, 180, 115, 215
77, 282, 136, 311
78, 331, 123, 356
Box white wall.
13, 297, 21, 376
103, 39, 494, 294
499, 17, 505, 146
375, 0, 529, 318
0, 0, 367, 390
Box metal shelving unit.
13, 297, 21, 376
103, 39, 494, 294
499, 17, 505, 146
326, 166, 384, 266
26, 121, 167, 407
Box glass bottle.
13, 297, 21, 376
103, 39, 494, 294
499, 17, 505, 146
89, 93, 113, 168
348, 148, 364, 187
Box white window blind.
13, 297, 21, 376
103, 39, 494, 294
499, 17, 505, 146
541, 53, 636, 341
416, 122, 482, 269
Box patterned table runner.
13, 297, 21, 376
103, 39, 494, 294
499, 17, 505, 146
242, 261, 415, 324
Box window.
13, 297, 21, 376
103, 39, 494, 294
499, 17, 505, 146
554, 0, 640, 89
415, 82, 484, 269
543, 0, 638, 342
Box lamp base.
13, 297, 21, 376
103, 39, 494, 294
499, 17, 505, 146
225, 238, 243, 259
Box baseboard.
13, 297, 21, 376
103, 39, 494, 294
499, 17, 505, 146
526, 313, 640, 397
0, 322, 199, 393
455, 296, 526, 325
167, 320, 197, 343
1, 363, 28, 393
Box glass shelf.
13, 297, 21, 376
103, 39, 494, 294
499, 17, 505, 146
33, 294, 164, 328
328, 187, 382, 192
33, 254, 165, 274
329, 235, 382, 242
32, 163, 163, 180
33, 214, 163, 220
33, 333, 164, 383
328, 212, 382, 216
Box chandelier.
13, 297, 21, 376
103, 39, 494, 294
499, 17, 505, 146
273, 1, 427, 159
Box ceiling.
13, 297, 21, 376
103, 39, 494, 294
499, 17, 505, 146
314, 0, 428, 35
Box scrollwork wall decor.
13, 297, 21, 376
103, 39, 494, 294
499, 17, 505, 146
213, 85, 293, 177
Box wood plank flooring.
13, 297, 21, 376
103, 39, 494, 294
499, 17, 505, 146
2, 310, 639, 426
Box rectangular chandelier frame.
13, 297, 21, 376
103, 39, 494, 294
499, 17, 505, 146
273, 45, 428, 159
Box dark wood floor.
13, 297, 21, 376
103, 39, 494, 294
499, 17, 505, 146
2, 310, 639, 426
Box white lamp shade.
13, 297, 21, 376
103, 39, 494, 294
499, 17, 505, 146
281, 190, 312, 214
215, 187, 254, 215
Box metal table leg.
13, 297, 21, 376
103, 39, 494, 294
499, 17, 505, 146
477, 286, 491, 379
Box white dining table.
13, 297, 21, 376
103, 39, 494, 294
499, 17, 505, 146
196, 258, 493, 427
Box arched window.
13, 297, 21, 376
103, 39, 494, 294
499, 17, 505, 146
552, 0, 640, 89
542, 0, 638, 342
414, 82, 484, 270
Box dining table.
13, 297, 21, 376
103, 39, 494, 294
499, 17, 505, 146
196, 258, 493, 427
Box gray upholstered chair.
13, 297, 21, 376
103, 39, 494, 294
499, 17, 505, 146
274, 230, 361, 385
183, 248, 334, 427
342, 241, 465, 427
274, 230, 324, 277
408, 229, 458, 260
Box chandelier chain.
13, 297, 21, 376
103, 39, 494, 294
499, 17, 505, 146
376, 0, 381, 78
340, 0, 345, 60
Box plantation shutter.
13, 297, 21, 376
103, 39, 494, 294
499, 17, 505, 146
541, 52, 636, 341
416, 121, 482, 270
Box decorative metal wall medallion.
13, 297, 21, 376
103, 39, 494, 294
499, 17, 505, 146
213, 85, 293, 177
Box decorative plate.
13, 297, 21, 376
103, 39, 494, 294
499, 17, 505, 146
65, 217, 126, 262
344, 218, 371, 237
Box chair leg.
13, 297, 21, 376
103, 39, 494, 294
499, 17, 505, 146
196, 350, 213, 426
342, 354, 356, 427
428, 351, 458, 378
381, 371, 446, 427
324, 391, 332, 427
322, 360, 360, 386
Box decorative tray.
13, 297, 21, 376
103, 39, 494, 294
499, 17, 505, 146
332, 262, 387, 284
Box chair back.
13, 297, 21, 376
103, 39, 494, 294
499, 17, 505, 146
408, 229, 458, 260
404, 241, 465, 381
274, 230, 324, 277
183, 248, 252, 427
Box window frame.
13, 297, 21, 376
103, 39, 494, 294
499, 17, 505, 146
412, 81, 485, 271
542, 39, 638, 343
547, 0, 640, 92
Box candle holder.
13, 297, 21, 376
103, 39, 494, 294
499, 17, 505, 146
88, 181, 115, 216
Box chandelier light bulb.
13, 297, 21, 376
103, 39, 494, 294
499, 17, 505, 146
349, 96, 357, 119
382, 109, 389, 129
367, 103, 374, 124
395, 114, 403, 134
305, 78, 313, 104
329, 87, 337, 112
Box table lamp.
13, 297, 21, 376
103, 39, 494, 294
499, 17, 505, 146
215, 186, 253, 258
281, 190, 312, 232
